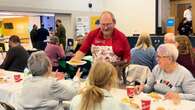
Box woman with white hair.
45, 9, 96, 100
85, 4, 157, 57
19, 51, 80, 110
45, 36, 65, 71
135, 43, 195, 101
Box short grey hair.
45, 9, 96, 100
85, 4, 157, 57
27, 51, 51, 76
164, 33, 176, 44
49, 36, 59, 44
157, 43, 179, 62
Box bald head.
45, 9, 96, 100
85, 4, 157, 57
100, 11, 116, 24
99, 11, 116, 38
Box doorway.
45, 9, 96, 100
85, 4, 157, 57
176, 3, 191, 33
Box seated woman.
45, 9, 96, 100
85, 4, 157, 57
135, 44, 195, 101
19, 51, 80, 110
176, 35, 195, 77
44, 36, 65, 71
70, 60, 129, 110
131, 32, 157, 70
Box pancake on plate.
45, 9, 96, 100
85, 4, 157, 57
67, 60, 86, 66
148, 92, 162, 101
121, 97, 140, 109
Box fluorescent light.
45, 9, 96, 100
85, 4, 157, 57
0, 16, 24, 19
0, 11, 54, 16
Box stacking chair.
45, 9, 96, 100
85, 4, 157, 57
125, 64, 151, 85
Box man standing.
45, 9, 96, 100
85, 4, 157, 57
184, 6, 192, 22
71, 11, 131, 82
30, 24, 38, 48
55, 19, 66, 49
37, 24, 49, 50
183, 5, 192, 33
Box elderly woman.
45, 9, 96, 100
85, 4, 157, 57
135, 43, 195, 101
19, 51, 80, 110
131, 32, 156, 70
45, 36, 65, 71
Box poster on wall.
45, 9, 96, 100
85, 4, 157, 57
90, 16, 100, 30
0, 21, 2, 37
75, 17, 90, 36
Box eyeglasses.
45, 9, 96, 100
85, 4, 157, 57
156, 55, 169, 59
100, 23, 113, 28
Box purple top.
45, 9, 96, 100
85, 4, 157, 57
45, 43, 65, 67
177, 54, 195, 77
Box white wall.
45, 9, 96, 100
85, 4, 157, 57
0, 0, 157, 36
29, 16, 41, 30
103, 0, 156, 36
0, 0, 104, 12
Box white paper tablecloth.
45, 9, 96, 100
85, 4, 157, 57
110, 88, 195, 110
0, 71, 195, 110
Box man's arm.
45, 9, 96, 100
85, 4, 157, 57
71, 51, 86, 61
71, 31, 95, 61
123, 37, 131, 63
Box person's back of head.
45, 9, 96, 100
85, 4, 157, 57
188, 5, 192, 9
9, 35, 20, 43
176, 35, 192, 55
164, 33, 176, 44
28, 51, 51, 76
175, 35, 195, 64
33, 24, 37, 29
49, 36, 59, 45
9, 35, 21, 48
56, 19, 62, 23
80, 60, 118, 110
136, 32, 152, 49
41, 24, 44, 28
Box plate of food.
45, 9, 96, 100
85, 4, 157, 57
0, 77, 7, 84
148, 92, 163, 101
121, 97, 140, 109
67, 60, 87, 66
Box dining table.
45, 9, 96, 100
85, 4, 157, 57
0, 69, 195, 110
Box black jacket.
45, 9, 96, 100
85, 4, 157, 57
0, 45, 29, 72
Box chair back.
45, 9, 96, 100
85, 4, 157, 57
125, 64, 151, 85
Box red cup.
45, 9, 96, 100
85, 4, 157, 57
126, 86, 135, 98
141, 99, 151, 110
14, 74, 22, 82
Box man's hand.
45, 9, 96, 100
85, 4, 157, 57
70, 51, 85, 62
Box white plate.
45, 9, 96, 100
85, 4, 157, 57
67, 60, 87, 66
